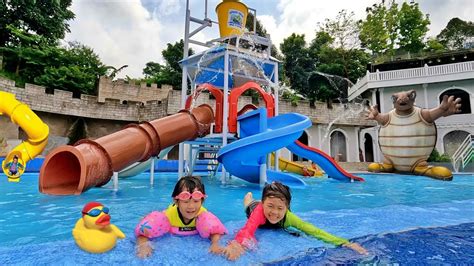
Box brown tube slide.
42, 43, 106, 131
39, 104, 214, 195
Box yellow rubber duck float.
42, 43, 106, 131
72, 202, 125, 253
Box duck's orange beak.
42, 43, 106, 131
95, 214, 111, 226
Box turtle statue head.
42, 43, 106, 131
391, 90, 416, 115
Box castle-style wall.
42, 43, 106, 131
97, 76, 171, 104
0, 76, 375, 158
0, 77, 168, 122
168, 90, 375, 127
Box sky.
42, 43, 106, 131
64, 0, 474, 79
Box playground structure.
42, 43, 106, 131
179, 0, 362, 185
0, 91, 49, 182
35, 0, 362, 195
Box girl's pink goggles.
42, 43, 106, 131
174, 191, 207, 200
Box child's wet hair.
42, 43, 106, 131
261, 182, 291, 207
171, 175, 206, 198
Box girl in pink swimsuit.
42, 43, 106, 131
223, 182, 368, 260
135, 176, 227, 258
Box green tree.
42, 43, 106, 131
397, 2, 430, 53
424, 38, 445, 52
321, 10, 359, 50
359, 2, 392, 55
317, 11, 369, 80
359, 1, 429, 55
308, 13, 369, 103
245, 12, 280, 58
280, 33, 314, 96
34, 42, 107, 96
1, 27, 106, 96
245, 12, 267, 37
437, 18, 474, 50
0, 0, 75, 46
143, 40, 194, 89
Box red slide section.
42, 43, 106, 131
39, 105, 214, 195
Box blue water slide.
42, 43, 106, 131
217, 108, 311, 187
287, 141, 364, 182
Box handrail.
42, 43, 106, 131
348, 60, 474, 100
452, 134, 473, 172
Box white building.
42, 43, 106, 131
348, 50, 474, 165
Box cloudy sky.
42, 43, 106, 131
65, 0, 474, 78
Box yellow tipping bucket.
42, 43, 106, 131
215, 0, 248, 38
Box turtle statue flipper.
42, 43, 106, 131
368, 163, 394, 173
413, 165, 453, 181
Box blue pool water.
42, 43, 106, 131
0, 172, 473, 265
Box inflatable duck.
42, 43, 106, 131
72, 202, 125, 253
366, 90, 461, 181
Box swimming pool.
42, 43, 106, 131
0, 172, 473, 264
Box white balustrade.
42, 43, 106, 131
349, 61, 474, 100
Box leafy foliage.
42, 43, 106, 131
1, 27, 107, 96
280, 13, 369, 104
424, 38, 445, 52
358, 3, 392, 55
245, 12, 280, 58
437, 18, 474, 50
320, 10, 359, 50
142, 40, 194, 90
428, 148, 451, 163
359, 1, 430, 54
397, 2, 430, 53
280, 33, 314, 96
0, 0, 75, 46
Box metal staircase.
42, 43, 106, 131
185, 137, 235, 178
452, 134, 473, 172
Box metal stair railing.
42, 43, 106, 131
452, 134, 473, 172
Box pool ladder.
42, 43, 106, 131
452, 134, 473, 172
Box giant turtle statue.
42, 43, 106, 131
366, 90, 461, 181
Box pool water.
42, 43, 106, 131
0, 172, 473, 265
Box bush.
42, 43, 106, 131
428, 148, 451, 162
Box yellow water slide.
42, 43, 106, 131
0, 91, 49, 182
270, 153, 323, 177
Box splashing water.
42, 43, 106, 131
308, 71, 369, 141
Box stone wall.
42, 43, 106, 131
168, 90, 375, 127
0, 77, 168, 122
0, 76, 376, 158
97, 76, 171, 104
0, 77, 170, 156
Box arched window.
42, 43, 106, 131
330, 130, 347, 162
439, 89, 471, 114
167, 145, 180, 160
292, 131, 309, 161
443, 130, 470, 156
364, 133, 374, 162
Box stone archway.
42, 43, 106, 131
330, 130, 347, 162
292, 131, 309, 162
364, 133, 374, 162
443, 130, 470, 156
